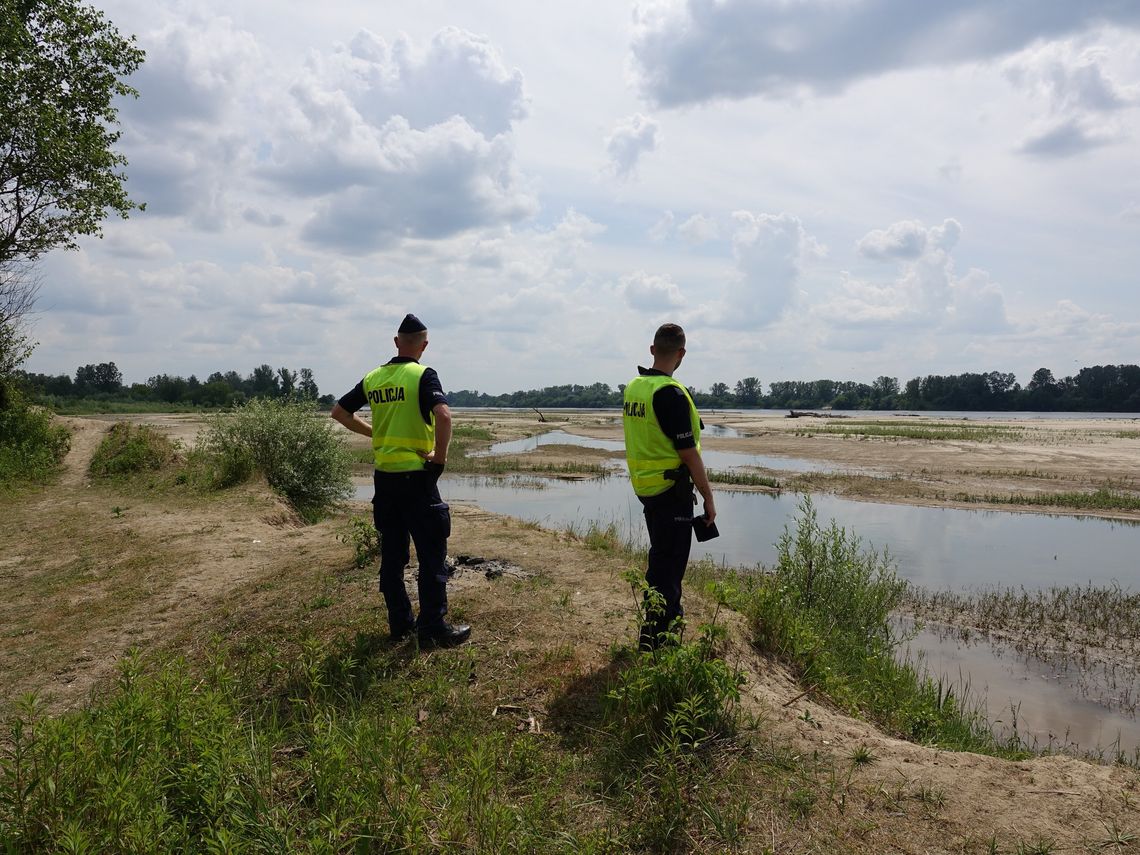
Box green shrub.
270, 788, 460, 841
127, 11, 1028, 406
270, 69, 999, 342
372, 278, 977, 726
194, 398, 352, 521
766, 495, 904, 652
0, 387, 71, 485
725, 496, 1015, 754
89, 422, 179, 477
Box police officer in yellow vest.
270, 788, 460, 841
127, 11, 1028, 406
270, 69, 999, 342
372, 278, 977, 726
331, 313, 471, 647
623, 323, 717, 650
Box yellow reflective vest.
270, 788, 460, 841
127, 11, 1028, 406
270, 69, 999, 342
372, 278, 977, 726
623, 374, 702, 497
362, 361, 435, 472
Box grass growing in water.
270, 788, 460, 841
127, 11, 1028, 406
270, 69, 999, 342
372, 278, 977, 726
719, 497, 1021, 754
443, 439, 611, 477
904, 582, 1140, 725
954, 488, 1140, 512
706, 468, 781, 489
797, 422, 1026, 442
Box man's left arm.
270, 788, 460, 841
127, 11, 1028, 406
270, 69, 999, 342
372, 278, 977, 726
423, 403, 452, 465
654, 385, 716, 524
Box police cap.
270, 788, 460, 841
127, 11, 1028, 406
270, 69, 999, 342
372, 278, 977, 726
397, 313, 427, 334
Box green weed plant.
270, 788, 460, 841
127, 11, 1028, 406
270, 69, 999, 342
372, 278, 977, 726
192, 398, 352, 522
706, 468, 782, 489
338, 515, 380, 569
597, 574, 747, 851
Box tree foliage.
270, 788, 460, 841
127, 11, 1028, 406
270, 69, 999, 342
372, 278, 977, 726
1, 0, 145, 263
17, 362, 328, 408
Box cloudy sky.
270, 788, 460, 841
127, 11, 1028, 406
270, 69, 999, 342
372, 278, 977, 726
26, 0, 1140, 397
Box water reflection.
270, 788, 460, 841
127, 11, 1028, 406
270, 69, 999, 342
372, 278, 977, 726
472, 430, 625, 455
703, 423, 746, 438
901, 621, 1140, 759
473, 429, 856, 474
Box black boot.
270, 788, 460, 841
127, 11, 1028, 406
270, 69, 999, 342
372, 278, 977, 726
418, 621, 471, 648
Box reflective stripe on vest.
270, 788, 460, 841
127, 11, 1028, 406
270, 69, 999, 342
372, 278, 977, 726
362, 362, 434, 472
622, 374, 702, 497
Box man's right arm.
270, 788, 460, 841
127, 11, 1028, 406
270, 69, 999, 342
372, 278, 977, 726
330, 403, 373, 438
330, 382, 373, 438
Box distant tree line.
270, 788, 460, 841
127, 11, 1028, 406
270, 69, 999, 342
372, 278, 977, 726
16, 363, 336, 408
448, 365, 1140, 412
17, 362, 1140, 413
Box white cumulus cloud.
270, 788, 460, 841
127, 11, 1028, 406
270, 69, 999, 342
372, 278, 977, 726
824, 218, 1008, 337
1005, 40, 1139, 157
858, 219, 961, 261
605, 113, 660, 179
678, 213, 720, 244
700, 211, 824, 330
621, 271, 686, 311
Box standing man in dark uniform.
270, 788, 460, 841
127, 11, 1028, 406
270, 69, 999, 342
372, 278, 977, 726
331, 313, 471, 647
623, 323, 717, 650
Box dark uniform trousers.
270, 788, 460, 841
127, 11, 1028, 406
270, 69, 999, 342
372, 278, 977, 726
372, 470, 451, 634
639, 487, 695, 642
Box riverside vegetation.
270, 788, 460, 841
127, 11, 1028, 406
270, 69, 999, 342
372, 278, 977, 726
2, 411, 1139, 850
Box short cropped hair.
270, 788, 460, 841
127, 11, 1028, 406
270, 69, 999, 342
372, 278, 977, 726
653, 323, 686, 355
396, 330, 428, 346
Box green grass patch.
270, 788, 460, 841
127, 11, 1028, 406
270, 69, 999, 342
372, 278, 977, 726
955, 488, 1140, 512
0, 609, 758, 853
564, 519, 644, 558
452, 422, 494, 441
797, 422, 1026, 442
89, 422, 179, 477
707, 468, 781, 489
0, 644, 577, 852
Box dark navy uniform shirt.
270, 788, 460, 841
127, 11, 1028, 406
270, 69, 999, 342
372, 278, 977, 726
637, 366, 702, 450
338, 357, 448, 424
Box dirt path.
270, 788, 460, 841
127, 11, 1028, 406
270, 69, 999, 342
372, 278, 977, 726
1, 418, 342, 710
